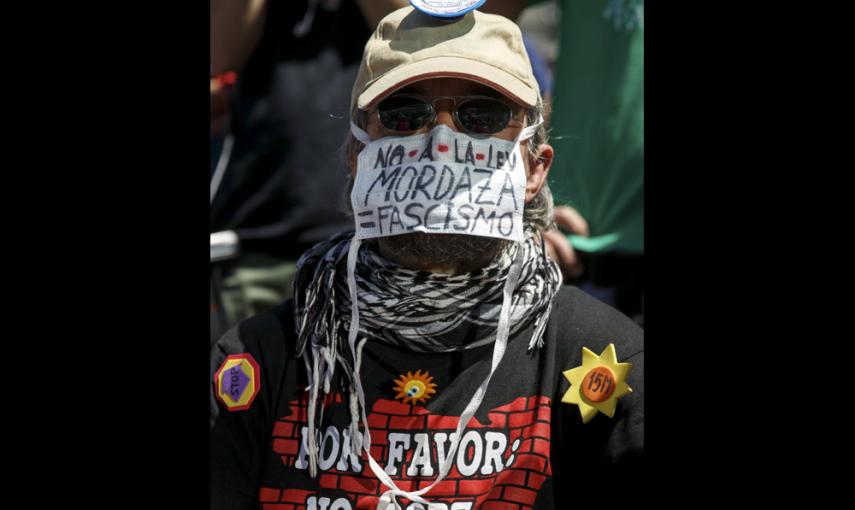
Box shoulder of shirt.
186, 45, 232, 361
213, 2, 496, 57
547, 287, 644, 445
548, 285, 644, 362
241, 298, 297, 351
211, 299, 298, 367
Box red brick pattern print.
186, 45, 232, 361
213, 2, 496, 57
262, 393, 552, 510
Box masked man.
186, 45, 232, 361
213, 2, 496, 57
211, 5, 643, 510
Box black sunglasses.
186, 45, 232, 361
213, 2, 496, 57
376, 94, 520, 135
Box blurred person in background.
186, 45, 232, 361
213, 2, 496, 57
525, 0, 644, 325
210, 0, 374, 345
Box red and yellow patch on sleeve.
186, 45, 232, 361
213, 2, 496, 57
214, 353, 261, 412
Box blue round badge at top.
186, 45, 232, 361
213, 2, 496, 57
409, 0, 487, 19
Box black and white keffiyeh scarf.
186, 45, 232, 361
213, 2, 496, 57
291, 227, 561, 498
294, 228, 560, 355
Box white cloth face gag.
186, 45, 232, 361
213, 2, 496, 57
350, 121, 541, 243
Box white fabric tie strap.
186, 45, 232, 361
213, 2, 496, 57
350, 121, 372, 145
345, 236, 526, 510
517, 115, 543, 142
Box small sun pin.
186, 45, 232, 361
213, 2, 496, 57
409, 0, 486, 19
562, 344, 633, 424
393, 370, 438, 406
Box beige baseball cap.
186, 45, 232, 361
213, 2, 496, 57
350, 7, 540, 112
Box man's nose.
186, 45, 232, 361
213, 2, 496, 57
432, 98, 457, 131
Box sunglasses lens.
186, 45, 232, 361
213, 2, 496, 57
456, 98, 512, 134
378, 96, 434, 132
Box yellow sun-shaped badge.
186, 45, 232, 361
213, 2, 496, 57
393, 370, 438, 406
562, 343, 633, 424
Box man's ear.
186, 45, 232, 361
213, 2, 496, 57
525, 143, 553, 203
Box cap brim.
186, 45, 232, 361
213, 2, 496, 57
356, 56, 539, 110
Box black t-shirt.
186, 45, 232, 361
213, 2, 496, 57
211, 285, 643, 509
210, 0, 370, 259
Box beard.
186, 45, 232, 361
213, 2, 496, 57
377, 232, 510, 274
